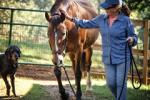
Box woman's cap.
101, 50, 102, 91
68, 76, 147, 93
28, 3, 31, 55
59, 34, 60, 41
100, 0, 122, 9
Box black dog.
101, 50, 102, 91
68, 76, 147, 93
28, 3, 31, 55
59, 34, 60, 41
0, 45, 21, 97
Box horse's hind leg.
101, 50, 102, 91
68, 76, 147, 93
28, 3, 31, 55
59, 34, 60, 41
84, 47, 93, 91
54, 67, 69, 100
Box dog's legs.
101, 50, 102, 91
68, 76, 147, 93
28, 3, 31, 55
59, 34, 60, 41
2, 75, 10, 96
10, 75, 17, 97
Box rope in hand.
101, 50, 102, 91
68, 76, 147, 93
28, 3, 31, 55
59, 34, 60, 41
118, 42, 142, 100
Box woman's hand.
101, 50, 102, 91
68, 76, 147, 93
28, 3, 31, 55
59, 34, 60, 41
126, 37, 134, 45
59, 9, 73, 21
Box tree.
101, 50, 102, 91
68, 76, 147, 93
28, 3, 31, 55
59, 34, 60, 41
125, 0, 150, 19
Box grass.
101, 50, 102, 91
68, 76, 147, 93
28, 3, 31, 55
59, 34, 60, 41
21, 84, 51, 100
0, 77, 150, 100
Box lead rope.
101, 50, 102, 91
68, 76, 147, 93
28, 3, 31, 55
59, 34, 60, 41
129, 45, 142, 89
118, 41, 128, 100
118, 40, 142, 100
61, 66, 76, 97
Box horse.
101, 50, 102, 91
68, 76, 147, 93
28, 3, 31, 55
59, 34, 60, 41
45, 0, 99, 99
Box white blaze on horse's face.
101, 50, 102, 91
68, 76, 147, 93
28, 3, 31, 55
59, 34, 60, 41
53, 23, 68, 66
45, 12, 67, 66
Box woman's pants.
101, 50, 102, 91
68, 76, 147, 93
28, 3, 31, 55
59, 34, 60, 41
104, 62, 130, 100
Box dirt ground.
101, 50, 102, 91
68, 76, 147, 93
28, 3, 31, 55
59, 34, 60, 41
16, 64, 76, 80
0, 64, 104, 100
16, 64, 104, 80
0, 64, 147, 100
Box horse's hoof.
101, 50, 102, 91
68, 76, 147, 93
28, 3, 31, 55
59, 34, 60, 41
61, 92, 69, 100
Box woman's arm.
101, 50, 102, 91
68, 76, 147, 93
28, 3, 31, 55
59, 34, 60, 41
73, 17, 99, 28
60, 9, 100, 28
126, 18, 138, 46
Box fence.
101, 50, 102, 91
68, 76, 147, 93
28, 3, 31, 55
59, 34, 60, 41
0, 7, 150, 84
0, 7, 53, 66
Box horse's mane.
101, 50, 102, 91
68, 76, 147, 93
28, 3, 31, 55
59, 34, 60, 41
50, 0, 96, 16
74, 0, 94, 8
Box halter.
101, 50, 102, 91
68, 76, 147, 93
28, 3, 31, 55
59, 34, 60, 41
53, 27, 68, 67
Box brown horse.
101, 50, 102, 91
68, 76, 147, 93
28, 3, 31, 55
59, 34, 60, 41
45, 0, 99, 100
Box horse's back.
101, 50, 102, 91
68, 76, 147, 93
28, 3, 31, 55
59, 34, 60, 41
74, 1, 99, 49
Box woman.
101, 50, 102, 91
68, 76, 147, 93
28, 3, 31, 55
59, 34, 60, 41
60, 0, 138, 100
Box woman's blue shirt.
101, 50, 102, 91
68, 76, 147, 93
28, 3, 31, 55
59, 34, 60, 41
74, 14, 138, 64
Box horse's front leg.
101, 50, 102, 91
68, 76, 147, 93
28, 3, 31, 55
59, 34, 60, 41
75, 51, 83, 100
54, 67, 69, 100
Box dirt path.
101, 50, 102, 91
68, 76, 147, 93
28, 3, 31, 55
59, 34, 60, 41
0, 64, 104, 100
16, 64, 104, 80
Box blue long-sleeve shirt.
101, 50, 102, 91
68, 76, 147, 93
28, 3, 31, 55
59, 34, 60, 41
73, 13, 138, 64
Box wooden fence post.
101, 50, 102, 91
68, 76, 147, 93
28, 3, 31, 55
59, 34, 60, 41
143, 20, 149, 85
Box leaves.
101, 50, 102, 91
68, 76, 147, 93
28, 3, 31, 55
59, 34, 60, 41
125, 0, 150, 19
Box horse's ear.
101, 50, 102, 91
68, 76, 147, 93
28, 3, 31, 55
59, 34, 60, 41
60, 12, 65, 22
45, 12, 51, 22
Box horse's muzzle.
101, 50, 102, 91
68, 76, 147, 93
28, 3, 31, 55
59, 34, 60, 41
52, 54, 64, 67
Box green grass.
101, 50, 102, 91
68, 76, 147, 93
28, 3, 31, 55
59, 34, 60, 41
20, 79, 150, 100
1, 78, 149, 100
127, 81, 150, 100
21, 84, 52, 100
82, 79, 150, 100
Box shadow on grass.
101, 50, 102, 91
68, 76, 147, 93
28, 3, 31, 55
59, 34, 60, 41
20, 84, 112, 100
20, 84, 52, 100
12, 83, 150, 100
19, 83, 112, 100
127, 88, 150, 100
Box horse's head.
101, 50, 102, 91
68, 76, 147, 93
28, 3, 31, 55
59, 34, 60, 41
45, 12, 68, 66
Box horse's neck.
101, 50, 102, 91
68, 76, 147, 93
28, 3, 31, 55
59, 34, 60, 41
67, 1, 97, 19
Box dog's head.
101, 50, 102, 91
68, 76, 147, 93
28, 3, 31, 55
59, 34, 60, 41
5, 45, 21, 63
